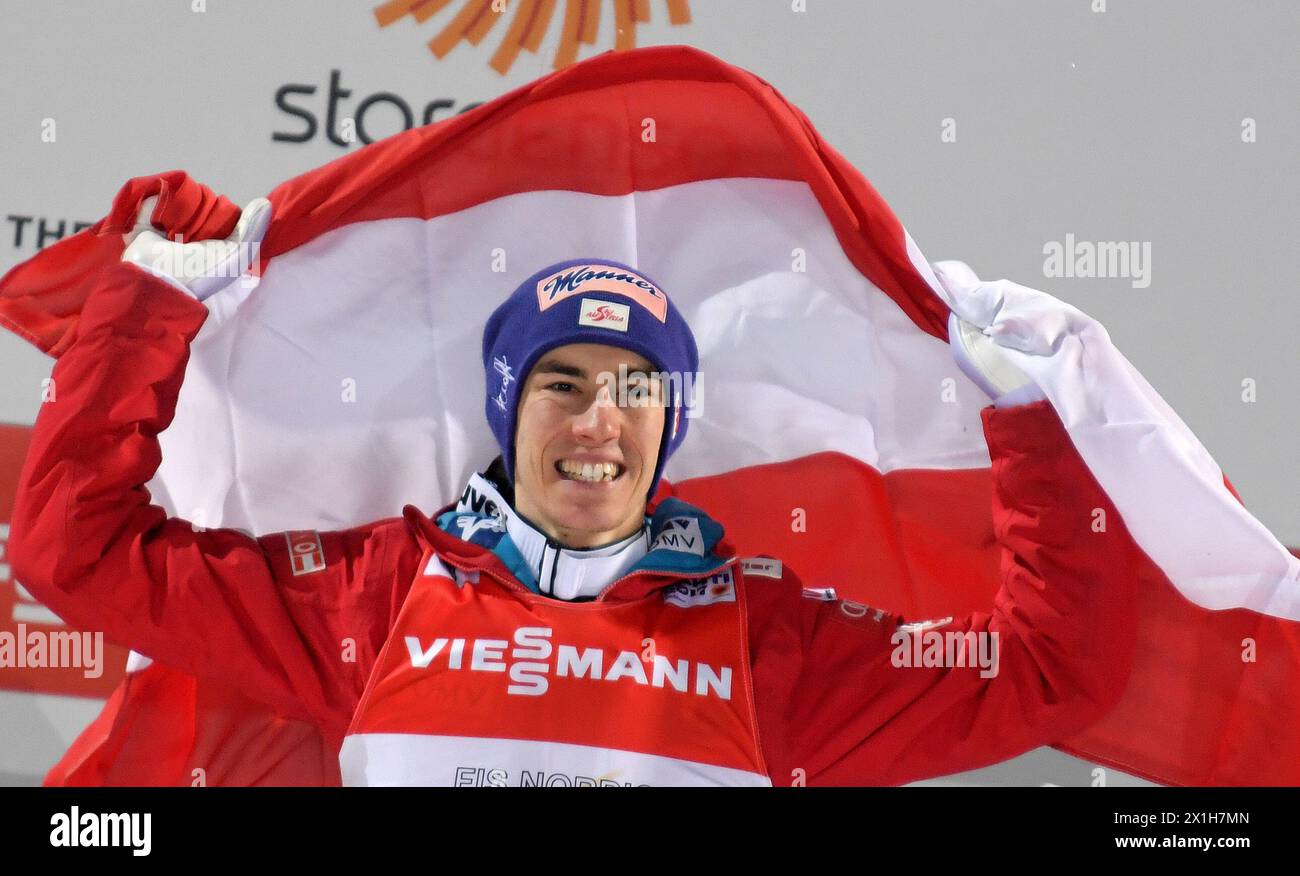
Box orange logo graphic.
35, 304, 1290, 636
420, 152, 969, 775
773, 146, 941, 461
373, 0, 692, 74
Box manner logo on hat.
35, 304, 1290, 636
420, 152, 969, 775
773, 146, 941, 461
577, 298, 630, 332
535, 264, 668, 323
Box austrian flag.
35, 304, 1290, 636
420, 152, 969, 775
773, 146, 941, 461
1, 45, 1296, 786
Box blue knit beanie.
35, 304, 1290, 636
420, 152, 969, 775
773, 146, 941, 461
481, 258, 699, 498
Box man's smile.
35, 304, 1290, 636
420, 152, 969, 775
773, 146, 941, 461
555, 459, 626, 484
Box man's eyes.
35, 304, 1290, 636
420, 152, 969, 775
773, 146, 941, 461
541, 378, 661, 403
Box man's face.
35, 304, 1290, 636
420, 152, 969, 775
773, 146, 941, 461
513, 343, 666, 548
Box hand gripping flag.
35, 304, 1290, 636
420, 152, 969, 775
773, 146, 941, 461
2, 45, 1297, 787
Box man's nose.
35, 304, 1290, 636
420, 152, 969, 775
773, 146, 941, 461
572, 385, 620, 443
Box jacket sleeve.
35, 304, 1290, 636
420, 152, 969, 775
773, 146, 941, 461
7, 261, 418, 735
745, 397, 1143, 786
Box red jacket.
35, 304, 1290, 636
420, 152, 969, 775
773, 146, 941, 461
9, 261, 1142, 785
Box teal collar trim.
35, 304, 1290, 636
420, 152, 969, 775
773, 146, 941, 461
435, 509, 540, 593
627, 497, 729, 576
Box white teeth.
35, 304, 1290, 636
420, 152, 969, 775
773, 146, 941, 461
558, 460, 619, 483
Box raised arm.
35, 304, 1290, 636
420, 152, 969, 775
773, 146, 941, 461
7, 244, 415, 735
747, 398, 1144, 785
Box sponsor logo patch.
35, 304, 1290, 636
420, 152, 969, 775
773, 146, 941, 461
740, 557, 783, 579
898, 616, 954, 634
837, 600, 890, 624
455, 514, 505, 542
285, 530, 326, 576
801, 587, 838, 601
665, 569, 736, 607
456, 474, 510, 523
577, 298, 630, 332
535, 264, 668, 322
405, 626, 733, 700
650, 517, 705, 556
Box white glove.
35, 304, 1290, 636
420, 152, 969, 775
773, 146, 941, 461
122, 195, 272, 301
931, 260, 1046, 407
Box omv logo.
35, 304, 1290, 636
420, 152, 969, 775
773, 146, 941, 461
372, 0, 693, 74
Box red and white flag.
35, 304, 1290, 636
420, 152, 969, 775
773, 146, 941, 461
3, 45, 1297, 786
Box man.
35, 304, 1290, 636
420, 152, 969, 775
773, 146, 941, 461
9, 198, 1141, 786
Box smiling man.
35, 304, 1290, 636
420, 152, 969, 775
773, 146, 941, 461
462, 258, 701, 600
514, 345, 662, 543
10, 215, 1143, 786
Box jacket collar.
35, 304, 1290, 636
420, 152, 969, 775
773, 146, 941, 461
506, 508, 650, 600
401, 472, 734, 603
